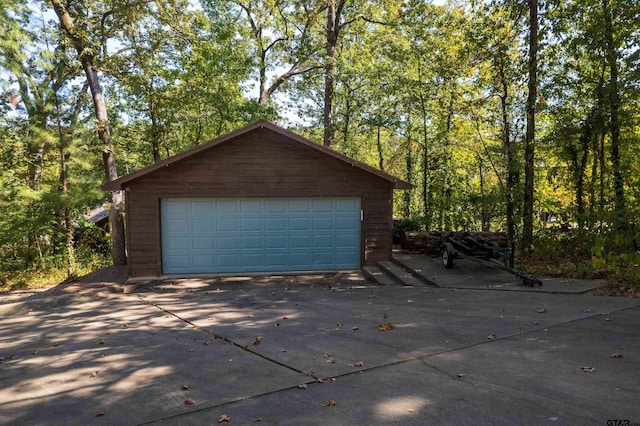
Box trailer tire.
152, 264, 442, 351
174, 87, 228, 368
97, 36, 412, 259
443, 248, 454, 269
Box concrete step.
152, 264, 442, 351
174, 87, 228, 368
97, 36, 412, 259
362, 265, 402, 286
377, 261, 429, 287
392, 252, 440, 287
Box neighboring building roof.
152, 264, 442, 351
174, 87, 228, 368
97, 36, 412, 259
85, 205, 109, 229
101, 120, 413, 191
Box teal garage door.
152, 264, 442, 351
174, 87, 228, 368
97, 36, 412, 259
161, 198, 361, 274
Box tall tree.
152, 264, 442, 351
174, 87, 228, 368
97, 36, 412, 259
50, 0, 126, 265
522, 0, 537, 251
601, 0, 625, 233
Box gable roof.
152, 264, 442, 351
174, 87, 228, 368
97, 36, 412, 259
101, 120, 413, 191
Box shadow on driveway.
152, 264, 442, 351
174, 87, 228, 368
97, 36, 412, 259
1, 272, 639, 425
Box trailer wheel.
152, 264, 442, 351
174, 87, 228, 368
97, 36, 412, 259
443, 248, 454, 268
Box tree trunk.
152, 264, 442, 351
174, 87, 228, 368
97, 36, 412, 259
323, 0, 339, 147
602, 0, 625, 233
498, 58, 516, 268
522, 0, 537, 251
376, 125, 384, 171
478, 155, 489, 232
51, 0, 126, 265
403, 123, 413, 218
149, 91, 161, 163
417, 60, 430, 228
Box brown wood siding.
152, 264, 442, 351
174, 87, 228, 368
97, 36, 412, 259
124, 128, 395, 276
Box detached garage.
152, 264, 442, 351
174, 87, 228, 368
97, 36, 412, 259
102, 121, 411, 277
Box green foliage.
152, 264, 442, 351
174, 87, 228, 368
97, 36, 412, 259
0, 245, 111, 292
1, 0, 639, 291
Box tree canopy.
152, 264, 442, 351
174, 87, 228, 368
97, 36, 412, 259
1, 0, 639, 287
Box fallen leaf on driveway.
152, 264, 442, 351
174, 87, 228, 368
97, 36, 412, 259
253, 336, 263, 345
610, 353, 623, 358
326, 359, 336, 363
98, 340, 105, 345
487, 334, 496, 340
457, 373, 465, 378
538, 308, 548, 313
352, 326, 359, 330
378, 313, 394, 331
322, 400, 336, 407
298, 384, 308, 389
218, 414, 231, 422
90, 371, 99, 378
349, 361, 364, 367
181, 384, 189, 390
184, 398, 195, 405
580, 366, 595, 373
96, 410, 105, 417
407, 299, 414, 304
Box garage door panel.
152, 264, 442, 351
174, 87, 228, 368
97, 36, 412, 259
337, 216, 357, 230
266, 235, 286, 249
313, 217, 333, 230
290, 217, 310, 230
291, 252, 312, 265
193, 254, 213, 267
242, 236, 263, 249
166, 237, 190, 251
193, 237, 213, 250
313, 235, 333, 248
336, 234, 357, 248
192, 219, 213, 232
334, 253, 358, 267
290, 235, 311, 249
217, 236, 239, 250
213, 200, 234, 214
162, 198, 360, 273
265, 199, 286, 213
218, 253, 240, 267
241, 218, 262, 231
242, 253, 263, 267
266, 218, 286, 230
216, 218, 238, 231
164, 200, 189, 215
166, 218, 190, 233
336, 199, 357, 211
266, 253, 287, 266
289, 199, 310, 212
313, 252, 334, 265
166, 255, 191, 269
312, 199, 333, 212
192, 201, 213, 215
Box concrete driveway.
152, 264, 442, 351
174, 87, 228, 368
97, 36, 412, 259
1, 273, 639, 425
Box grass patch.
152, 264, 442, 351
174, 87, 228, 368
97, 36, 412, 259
518, 232, 640, 296
0, 251, 111, 293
